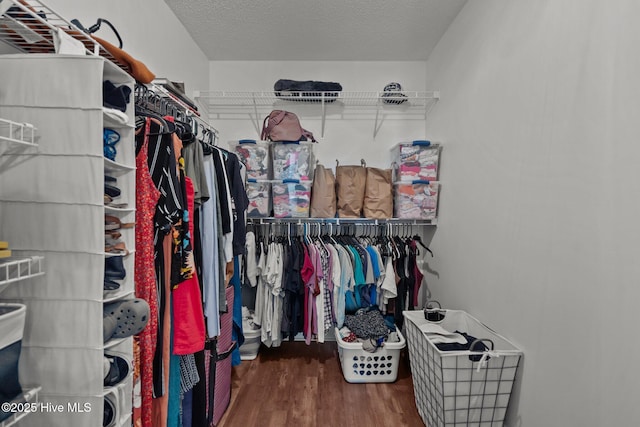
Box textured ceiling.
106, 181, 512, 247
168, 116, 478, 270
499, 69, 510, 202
163, 0, 467, 61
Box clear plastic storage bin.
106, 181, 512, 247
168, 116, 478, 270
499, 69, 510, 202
394, 180, 440, 220
391, 140, 441, 182
272, 141, 315, 181
271, 179, 312, 218
229, 139, 271, 180
245, 179, 271, 218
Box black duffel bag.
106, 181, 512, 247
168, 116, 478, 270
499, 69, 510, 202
274, 79, 342, 102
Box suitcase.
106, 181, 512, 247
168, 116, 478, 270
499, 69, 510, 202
205, 285, 235, 426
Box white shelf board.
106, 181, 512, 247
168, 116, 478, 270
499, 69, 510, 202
103, 249, 135, 259
103, 290, 134, 304
104, 206, 135, 214
104, 158, 135, 175
103, 337, 129, 350
102, 112, 134, 130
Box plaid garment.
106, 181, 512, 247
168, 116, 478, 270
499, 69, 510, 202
321, 247, 333, 331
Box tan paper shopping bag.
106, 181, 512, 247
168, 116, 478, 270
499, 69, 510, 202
310, 163, 337, 218
335, 160, 367, 218
363, 167, 393, 219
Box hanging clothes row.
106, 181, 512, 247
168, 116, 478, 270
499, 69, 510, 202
132, 84, 249, 427
242, 222, 433, 347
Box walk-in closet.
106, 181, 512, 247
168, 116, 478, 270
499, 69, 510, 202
1, 1, 638, 427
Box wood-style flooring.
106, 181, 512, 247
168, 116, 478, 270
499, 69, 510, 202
217, 341, 425, 427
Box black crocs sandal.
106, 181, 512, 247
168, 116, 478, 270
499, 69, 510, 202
103, 298, 150, 339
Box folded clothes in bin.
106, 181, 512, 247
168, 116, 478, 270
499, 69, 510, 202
419, 323, 489, 360
419, 323, 468, 344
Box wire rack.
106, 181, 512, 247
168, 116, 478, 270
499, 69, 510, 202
0, 0, 131, 74
0, 386, 42, 427
195, 90, 439, 138
0, 118, 37, 147
0, 256, 44, 292
196, 90, 439, 108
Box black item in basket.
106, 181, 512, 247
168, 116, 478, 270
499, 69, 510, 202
274, 79, 342, 102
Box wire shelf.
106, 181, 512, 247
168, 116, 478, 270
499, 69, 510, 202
247, 217, 436, 225
0, 118, 37, 147
0, 386, 42, 427
195, 90, 439, 138
196, 90, 439, 108
247, 218, 436, 240
0, 0, 131, 74
0, 256, 44, 293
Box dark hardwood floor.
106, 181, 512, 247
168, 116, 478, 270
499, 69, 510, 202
217, 341, 425, 427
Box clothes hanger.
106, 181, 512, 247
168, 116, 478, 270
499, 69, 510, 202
328, 223, 338, 246
412, 234, 434, 257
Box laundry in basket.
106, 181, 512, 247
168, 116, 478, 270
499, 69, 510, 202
403, 310, 523, 427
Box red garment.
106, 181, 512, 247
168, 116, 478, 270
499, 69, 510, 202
301, 246, 314, 283
135, 118, 161, 427
302, 244, 314, 341
412, 242, 424, 308
172, 177, 206, 355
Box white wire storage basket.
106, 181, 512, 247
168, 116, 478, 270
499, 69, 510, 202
403, 310, 522, 427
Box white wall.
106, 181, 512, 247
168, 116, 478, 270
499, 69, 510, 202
208, 61, 428, 169
0, 0, 210, 96
424, 0, 640, 426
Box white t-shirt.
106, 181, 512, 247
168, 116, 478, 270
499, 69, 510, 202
245, 231, 258, 287
381, 257, 398, 306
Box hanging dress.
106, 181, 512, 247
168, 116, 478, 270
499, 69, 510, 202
134, 118, 161, 427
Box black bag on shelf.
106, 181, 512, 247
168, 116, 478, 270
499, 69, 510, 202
274, 79, 342, 102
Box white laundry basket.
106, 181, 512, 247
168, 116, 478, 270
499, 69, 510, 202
336, 327, 406, 384
239, 317, 261, 361
403, 310, 522, 427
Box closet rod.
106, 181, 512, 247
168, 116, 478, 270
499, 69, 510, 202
187, 110, 219, 140
148, 83, 220, 137
148, 83, 199, 116
248, 221, 425, 240
135, 83, 220, 139
246, 217, 436, 226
